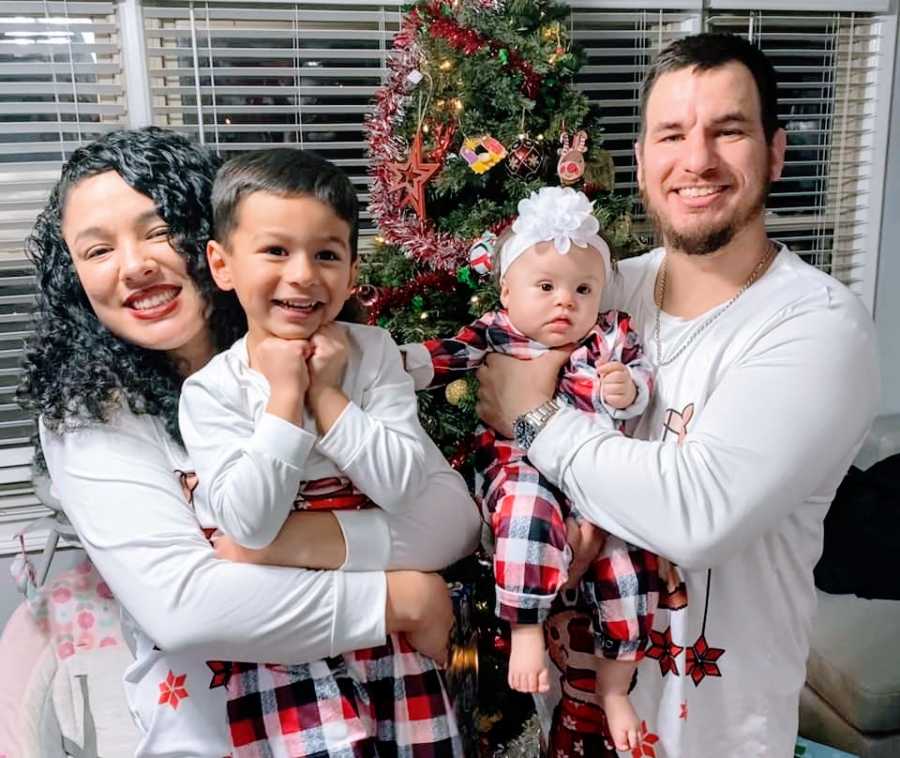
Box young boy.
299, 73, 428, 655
404, 186, 662, 752
178, 148, 473, 756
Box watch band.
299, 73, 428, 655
513, 398, 561, 451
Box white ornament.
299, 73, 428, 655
468, 230, 497, 275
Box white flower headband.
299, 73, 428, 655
499, 186, 611, 282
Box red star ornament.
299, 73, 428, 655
685, 634, 725, 686
645, 626, 683, 677
385, 130, 441, 220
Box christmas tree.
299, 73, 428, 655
361, 1, 640, 754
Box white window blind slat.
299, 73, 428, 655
572, 6, 885, 295
144, 0, 398, 237
0, 1, 128, 546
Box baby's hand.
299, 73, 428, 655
307, 323, 350, 395
598, 361, 637, 409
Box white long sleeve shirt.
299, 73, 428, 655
528, 245, 878, 757
40, 325, 477, 757
180, 324, 442, 549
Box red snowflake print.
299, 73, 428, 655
630, 721, 659, 757
644, 626, 683, 677
679, 702, 688, 720
685, 634, 725, 686
158, 670, 189, 709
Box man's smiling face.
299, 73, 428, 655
636, 61, 785, 256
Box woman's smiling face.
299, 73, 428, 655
61, 170, 213, 370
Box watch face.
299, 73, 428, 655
513, 417, 534, 449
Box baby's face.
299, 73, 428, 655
500, 241, 605, 347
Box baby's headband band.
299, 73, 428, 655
498, 186, 612, 281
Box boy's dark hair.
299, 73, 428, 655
212, 148, 360, 258
639, 33, 780, 144
18, 127, 246, 457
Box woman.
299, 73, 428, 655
17, 127, 480, 757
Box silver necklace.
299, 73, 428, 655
653, 241, 776, 367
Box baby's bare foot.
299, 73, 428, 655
508, 625, 550, 693
601, 693, 641, 752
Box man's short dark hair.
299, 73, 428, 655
639, 33, 780, 144
212, 148, 360, 258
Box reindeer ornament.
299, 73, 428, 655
557, 129, 588, 185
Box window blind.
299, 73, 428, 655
570, 5, 888, 297
142, 1, 405, 232
0, 0, 126, 552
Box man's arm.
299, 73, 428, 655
528, 297, 878, 569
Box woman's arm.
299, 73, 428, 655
40, 410, 447, 661
222, 468, 481, 573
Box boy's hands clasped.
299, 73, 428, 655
256, 323, 350, 432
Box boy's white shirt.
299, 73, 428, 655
528, 245, 878, 757
180, 322, 471, 557
40, 324, 478, 758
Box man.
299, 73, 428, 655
476, 33, 878, 757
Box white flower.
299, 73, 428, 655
512, 186, 600, 254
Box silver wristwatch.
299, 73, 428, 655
513, 398, 561, 451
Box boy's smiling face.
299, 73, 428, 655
500, 241, 605, 347
207, 191, 357, 345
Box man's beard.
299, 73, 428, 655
642, 174, 770, 257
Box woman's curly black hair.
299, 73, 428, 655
17, 127, 246, 456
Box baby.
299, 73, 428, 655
404, 186, 662, 752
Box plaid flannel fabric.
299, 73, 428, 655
221, 477, 461, 757
423, 309, 654, 416
226, 635, 459, 757
425, 309, 658, 655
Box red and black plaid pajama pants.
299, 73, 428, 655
481, 437, 660, 661
225, 634, 460, 758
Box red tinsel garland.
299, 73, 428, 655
425, 7, 541, 98
365, 270, 460, 325
367, 7, 471, 270
366, 1, 539, 271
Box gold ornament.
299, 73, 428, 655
445, 379, 469, 406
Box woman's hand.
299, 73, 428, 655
475, 349, 572, 437
385, 571, 453, 666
